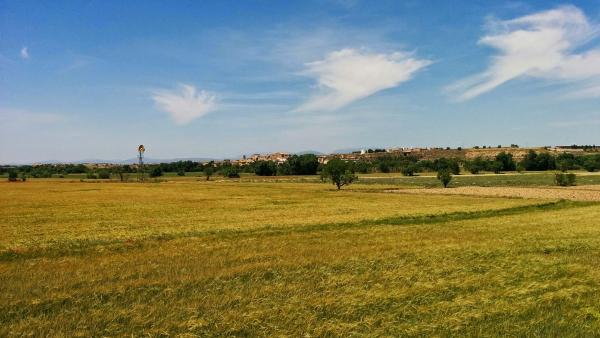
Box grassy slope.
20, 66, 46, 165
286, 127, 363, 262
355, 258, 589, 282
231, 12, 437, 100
1, 181, 600, 336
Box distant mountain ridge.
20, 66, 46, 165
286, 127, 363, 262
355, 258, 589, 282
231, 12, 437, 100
294, 150, 324, 155
330, 147, 362, 154
5, 152, 327, 165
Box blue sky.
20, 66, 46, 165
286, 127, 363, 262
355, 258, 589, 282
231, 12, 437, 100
1, 0, 600, 163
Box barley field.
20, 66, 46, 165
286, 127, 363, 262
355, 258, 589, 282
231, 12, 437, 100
2, 179, 600, 336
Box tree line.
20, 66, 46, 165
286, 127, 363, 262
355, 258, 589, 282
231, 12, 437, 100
4, 151, 600, 181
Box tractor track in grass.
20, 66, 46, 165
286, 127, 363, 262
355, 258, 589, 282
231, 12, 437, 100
1, 200, 593, 262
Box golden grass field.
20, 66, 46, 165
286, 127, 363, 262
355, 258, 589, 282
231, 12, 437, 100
2, 179, 600, 336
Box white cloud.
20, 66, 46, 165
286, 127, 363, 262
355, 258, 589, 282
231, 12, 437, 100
152, 84, 217, 125
20, 47, 29, 59
448, 5, 600, 100
295, 48, 431, 112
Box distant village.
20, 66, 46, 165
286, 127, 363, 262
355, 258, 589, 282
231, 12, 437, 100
225, 145, 597, 167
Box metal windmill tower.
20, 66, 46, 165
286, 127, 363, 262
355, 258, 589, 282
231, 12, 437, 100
137, 144, 146, 181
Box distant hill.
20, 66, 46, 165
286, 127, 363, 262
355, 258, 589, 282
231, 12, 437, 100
6, 157, 218, 166
330, 147, 362, 154
114, 157, 217, 164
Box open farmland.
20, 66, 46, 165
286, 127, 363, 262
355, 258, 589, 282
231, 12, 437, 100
2, 179, 600, 336
357, 171, 600, 187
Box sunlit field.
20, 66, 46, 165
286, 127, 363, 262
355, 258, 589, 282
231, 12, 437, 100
0, 180, 541, 256
2, 179, 600, 336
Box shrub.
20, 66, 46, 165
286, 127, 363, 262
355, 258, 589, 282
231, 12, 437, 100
31, 170, 52, 178
464, 157, 487, 174
582, 155, 600, 172
287, 154, 319, 175
254, 161, 277, 176
354, 160, 371, 174
321, 159, 357, 190
177, 170, 185, 176
117, 173, 129, 182
86, 172, 98, 179
556, 153, 577, 172
434, 158, 460, 175
377, 161, 391, 173
418, 160, 435, 172
489, 161, 503, 174
8, 170, 18, 182
204, 167, 214, 181
149, 167, 163, 178
221, 166, 240, 178
495, 152, 516, 171
400, 163, 418, 176
536, 152, 556, 171
520, 150, 556, 171
516, 163, 525, 173
98, 170, 111, 179
20, 173, 27, 182
277, 162, 292, 176
466, 165, 480, 175
555, 173, 576, 186
437, 169, 452, 188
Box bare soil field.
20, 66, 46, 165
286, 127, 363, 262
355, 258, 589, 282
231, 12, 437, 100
387, 185, 600, 201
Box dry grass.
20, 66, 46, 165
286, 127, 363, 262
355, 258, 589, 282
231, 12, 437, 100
1, 180, 600, 336
0, 181, 539, 254
388, 185, 600, 201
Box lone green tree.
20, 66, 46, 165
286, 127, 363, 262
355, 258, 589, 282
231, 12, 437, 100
321, 158, 357, 190
437, 169, 452, 188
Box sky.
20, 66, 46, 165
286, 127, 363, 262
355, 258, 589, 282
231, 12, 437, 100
1, 0, 600, 163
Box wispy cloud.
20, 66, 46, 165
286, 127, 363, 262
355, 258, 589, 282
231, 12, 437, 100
60, 54, 99, 72
447, 5, 600, 100
295, 48, 431, 112
20, 47, 29, 59
152, 84, 217, 125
